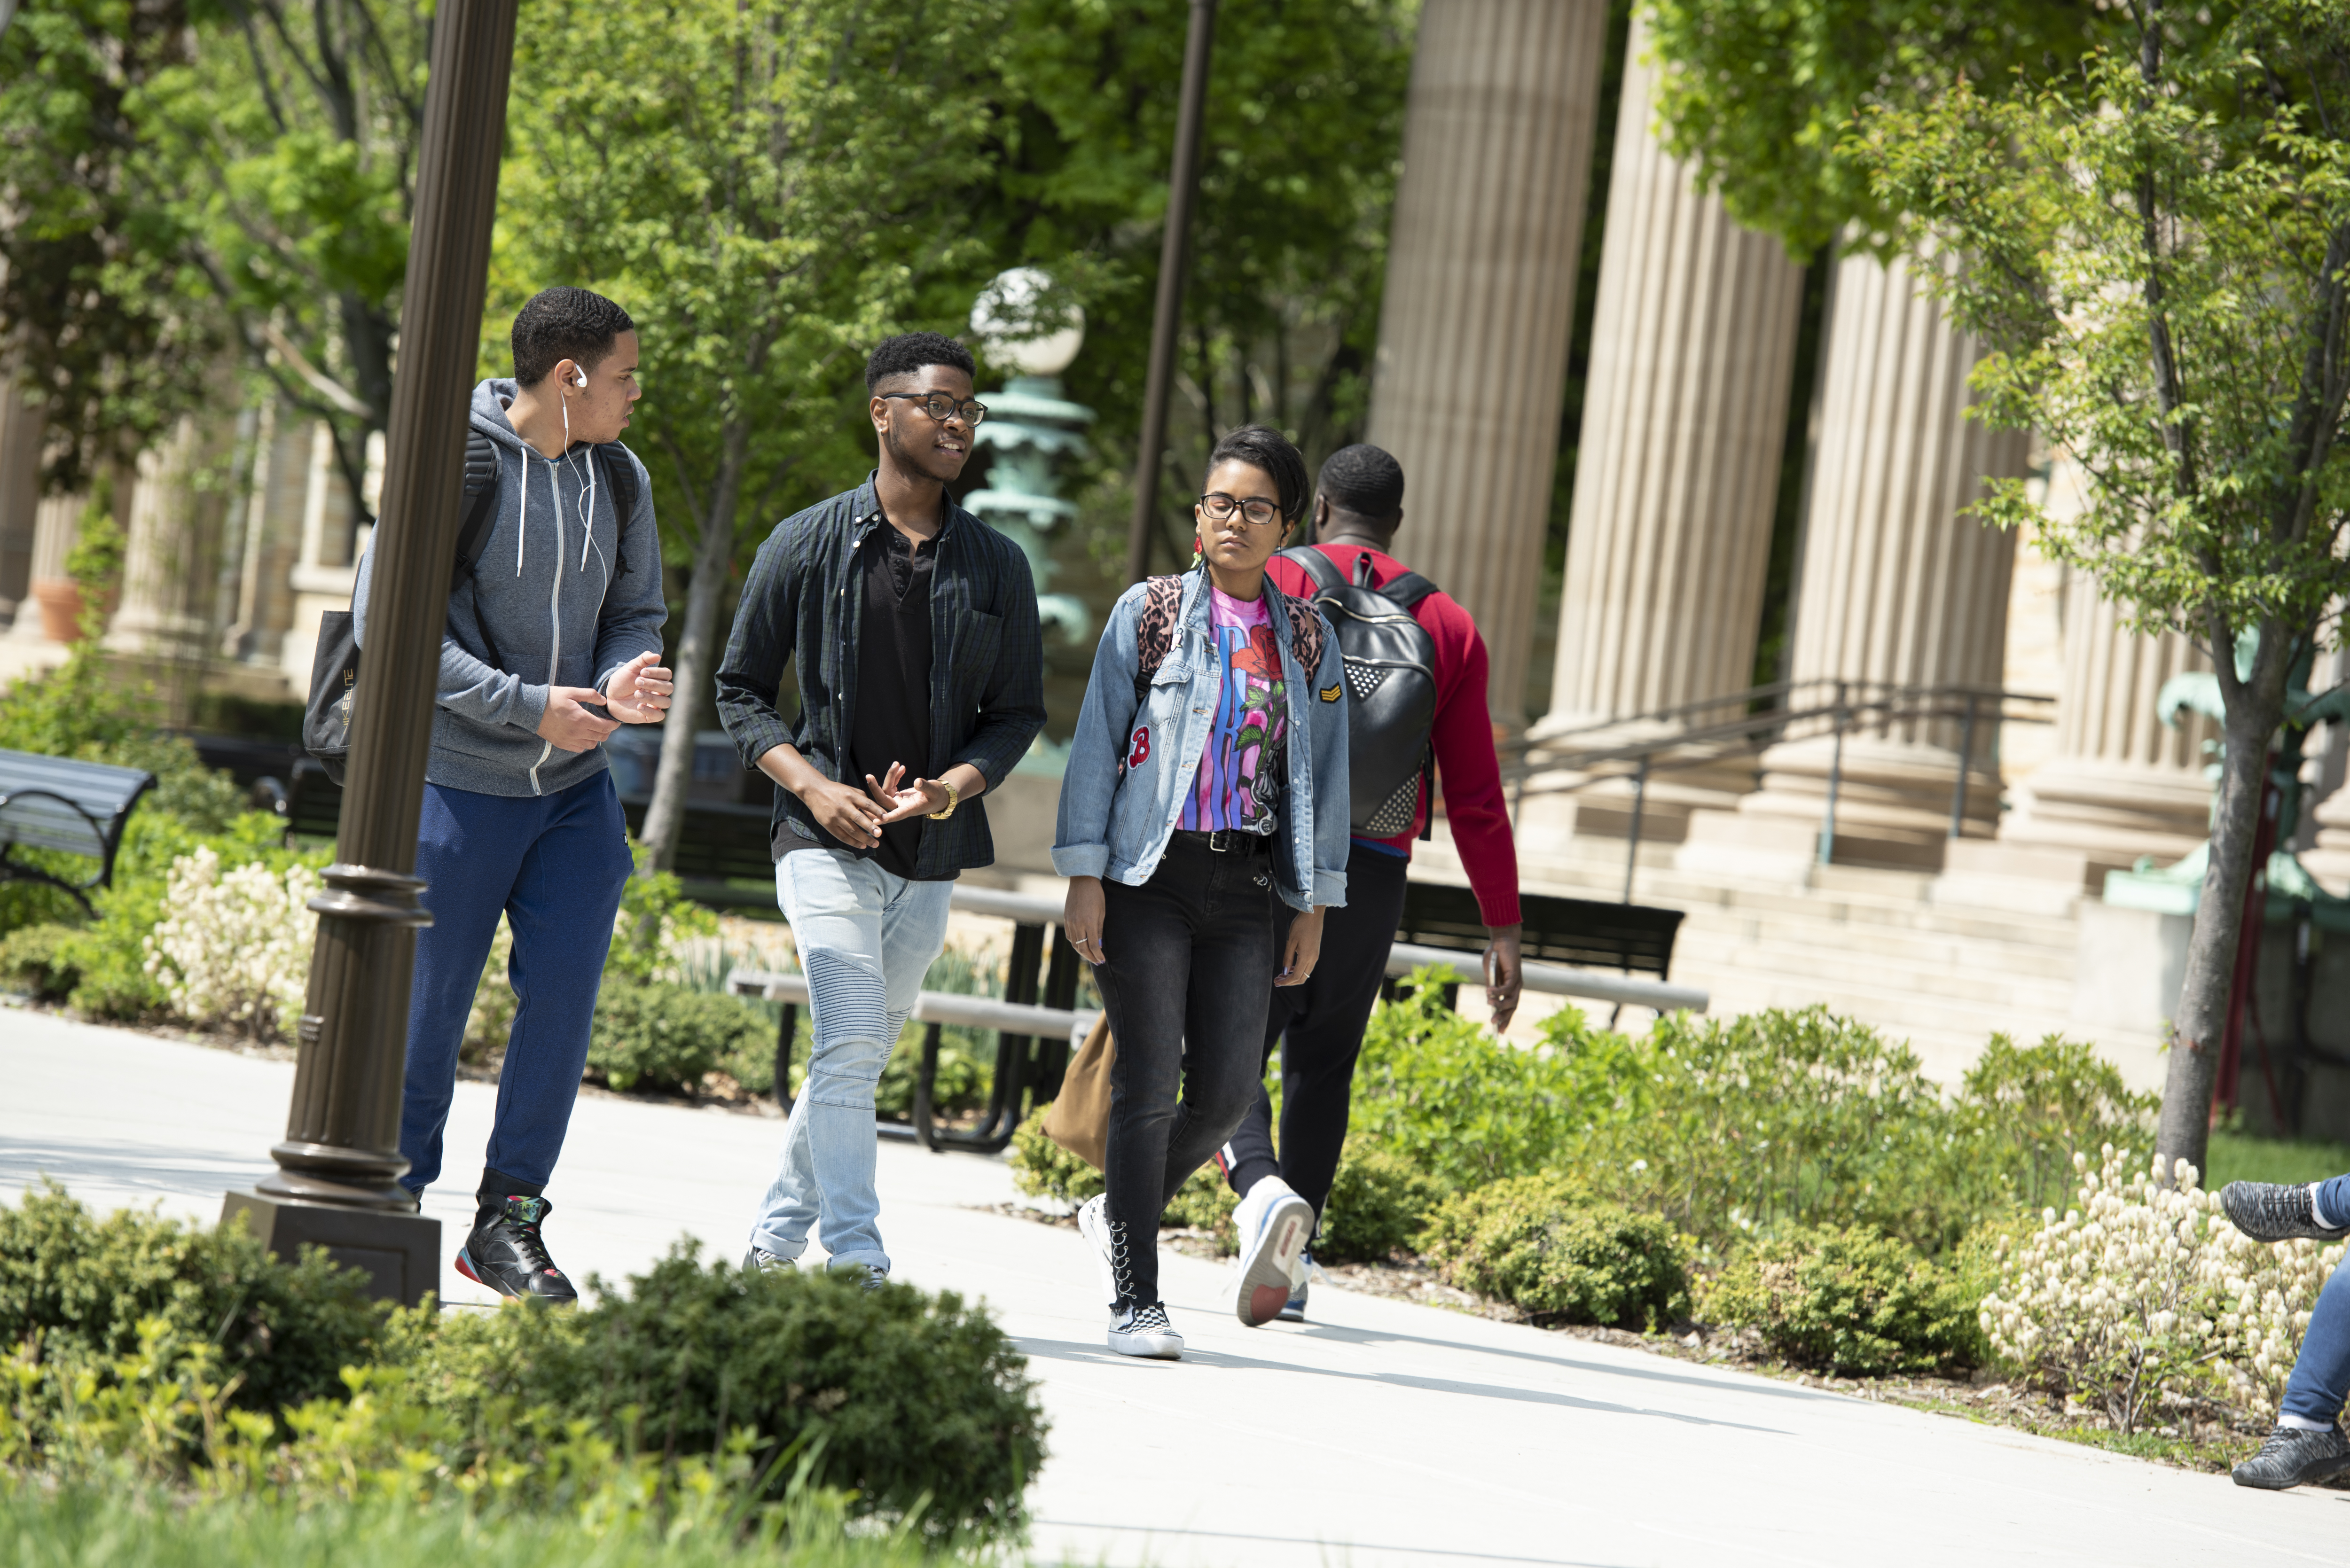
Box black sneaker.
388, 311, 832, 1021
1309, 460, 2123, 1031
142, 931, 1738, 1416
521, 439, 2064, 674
2220, 1182, 2350, 1243
2232, 1424, 2350, 1489
455, 1194, 578, 1304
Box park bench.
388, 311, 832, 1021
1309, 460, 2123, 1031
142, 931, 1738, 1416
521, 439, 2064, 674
726, 882, 1707, 1157
0, 747, 157, 915
1383, 880, 1690, 1015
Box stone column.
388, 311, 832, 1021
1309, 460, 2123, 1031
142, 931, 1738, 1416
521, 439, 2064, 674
0, 379, 39, 631
280, 420, 360, 686
1992, 453, 2216, 884
1365, 0, 1611, 725
1680, 245, 2031, 875
105, 413, 235, 672
1528, 15, 1805, 844
223, 399, 312, 665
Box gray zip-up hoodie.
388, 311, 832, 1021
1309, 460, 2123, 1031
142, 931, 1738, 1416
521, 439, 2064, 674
352, 378, 667, 797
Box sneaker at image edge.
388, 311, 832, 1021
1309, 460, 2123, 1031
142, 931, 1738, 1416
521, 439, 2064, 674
1231, 1176, 1314, 1328
455, 1194, 577, 1304
2219, 1181, 2350, 1244
742, 1246, 793, 1274
1109, 1299, 1183, 1359
2232, 1424, 2350, 1490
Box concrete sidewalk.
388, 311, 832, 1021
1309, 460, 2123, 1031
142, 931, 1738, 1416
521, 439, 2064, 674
4, 1004, 2344, 1567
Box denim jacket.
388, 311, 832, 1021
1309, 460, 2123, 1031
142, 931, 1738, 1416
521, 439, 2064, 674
1053, 568, 1349, 912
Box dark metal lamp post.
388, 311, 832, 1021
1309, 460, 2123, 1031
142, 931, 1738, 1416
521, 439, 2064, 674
221, 0, 519, 1307
1123, 0, 1219, 586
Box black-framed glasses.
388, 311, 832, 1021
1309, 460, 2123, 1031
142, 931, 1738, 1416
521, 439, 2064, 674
1198, 492, 1284, 529
879, 391, 989, 426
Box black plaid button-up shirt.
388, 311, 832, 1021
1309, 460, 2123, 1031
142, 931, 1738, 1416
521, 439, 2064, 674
716, 475, 1046, 878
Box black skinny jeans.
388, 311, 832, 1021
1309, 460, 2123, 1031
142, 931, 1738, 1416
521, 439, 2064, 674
1220, 843, 1411, 1227
1092, 834, 1278, 1307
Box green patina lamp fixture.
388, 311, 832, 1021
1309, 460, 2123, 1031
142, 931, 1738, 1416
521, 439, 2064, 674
2105, 633, 2350, 923
965, 267, 1094, 651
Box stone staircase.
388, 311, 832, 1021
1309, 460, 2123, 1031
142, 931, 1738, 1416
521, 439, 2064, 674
1410, 829, 2099, 1085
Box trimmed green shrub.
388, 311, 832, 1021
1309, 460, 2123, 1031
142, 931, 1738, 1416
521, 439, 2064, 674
1316, 1141, 1444, 1264
1421, 1174, 1690, 1329
1697, 1224, 1987, 1376
0, 1184, 388, 1417
1349, 973, 1590, 1189
587, 978, 773, 1094
1950, 1034, 2158, 1215
412, 1244, 1045, 1541
0, 923, 79, 1001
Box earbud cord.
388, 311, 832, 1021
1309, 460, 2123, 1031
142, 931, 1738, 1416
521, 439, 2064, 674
563, 374, 596, 571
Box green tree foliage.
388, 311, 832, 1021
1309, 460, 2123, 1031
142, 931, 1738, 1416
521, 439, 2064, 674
989, 0, 1418, 569
495, 0, 1009, 869
1644, 0, 2106, 252
1854, 0, 2350, 1176
0, 0, 218, 490
137, 0, 426, 519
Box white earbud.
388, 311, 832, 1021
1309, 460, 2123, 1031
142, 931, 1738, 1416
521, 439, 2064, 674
571, 366, 588, 389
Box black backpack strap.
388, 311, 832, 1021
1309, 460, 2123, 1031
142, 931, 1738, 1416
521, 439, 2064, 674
1277, 543, 1346, 595
596, 442, 638, 575
452, 429, 501, 585
1379, 569, 1440, 612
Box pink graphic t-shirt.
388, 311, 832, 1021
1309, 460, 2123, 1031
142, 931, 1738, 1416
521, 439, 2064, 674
1180, 584, 1288, 834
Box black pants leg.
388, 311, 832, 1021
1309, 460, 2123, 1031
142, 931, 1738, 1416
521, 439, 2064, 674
1093, 838, 1278, 1306
1220, 844, 1410, 1226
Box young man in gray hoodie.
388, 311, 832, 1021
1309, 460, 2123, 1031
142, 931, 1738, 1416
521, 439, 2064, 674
352, 286, 670, 1302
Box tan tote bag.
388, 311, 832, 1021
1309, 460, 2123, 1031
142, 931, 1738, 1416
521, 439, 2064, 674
1041, 1014, 1115, 1170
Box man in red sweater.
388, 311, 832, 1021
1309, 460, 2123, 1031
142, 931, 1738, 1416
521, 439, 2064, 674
1220, 444, 1523, 1325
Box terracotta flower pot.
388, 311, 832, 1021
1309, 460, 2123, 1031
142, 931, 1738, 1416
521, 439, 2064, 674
31, 578, 116, 643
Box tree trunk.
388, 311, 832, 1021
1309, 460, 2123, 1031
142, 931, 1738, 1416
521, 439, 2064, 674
638, 419, 750, 874
2155, 653, 2288, 1182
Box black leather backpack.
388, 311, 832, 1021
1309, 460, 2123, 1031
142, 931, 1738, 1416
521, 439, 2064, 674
301, 430, 638, 783
1277, 545, 1440, 838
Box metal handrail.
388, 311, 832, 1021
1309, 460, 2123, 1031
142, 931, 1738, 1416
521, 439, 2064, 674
1497, 679, 2055, 889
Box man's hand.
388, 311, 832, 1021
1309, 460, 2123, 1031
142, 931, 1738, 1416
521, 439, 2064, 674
864, 762, 950, 825
1484, 923, 1524, 1032
1063, 875, 1106, 966
1277, 906, 1327, 988
800, 777, 885, 847
603, 652, 674, 723
538, 687, 619, 752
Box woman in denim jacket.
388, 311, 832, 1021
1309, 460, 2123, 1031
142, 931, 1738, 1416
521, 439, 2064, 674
1053, 425, 1350, 1359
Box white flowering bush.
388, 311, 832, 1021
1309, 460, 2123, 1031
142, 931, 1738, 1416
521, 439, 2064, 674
141, 847, 321, 1042
2204, 1209, 2344, 1420
1982, 1143, 2344, 1431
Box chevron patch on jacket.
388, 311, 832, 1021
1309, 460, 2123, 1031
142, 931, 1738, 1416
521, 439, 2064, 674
1319, 683, 1341, 703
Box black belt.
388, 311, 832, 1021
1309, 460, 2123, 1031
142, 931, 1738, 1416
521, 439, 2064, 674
1172, 827, 1274, 855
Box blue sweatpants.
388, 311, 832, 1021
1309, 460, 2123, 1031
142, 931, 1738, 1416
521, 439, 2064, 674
398, 772, 634, 1199
2282, 1172, 2350, 1427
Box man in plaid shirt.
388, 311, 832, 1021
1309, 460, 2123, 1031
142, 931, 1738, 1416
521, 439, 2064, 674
717, 332, 1043, 1285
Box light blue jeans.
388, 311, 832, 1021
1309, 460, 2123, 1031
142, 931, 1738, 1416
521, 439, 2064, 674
747, 848, 952, 1274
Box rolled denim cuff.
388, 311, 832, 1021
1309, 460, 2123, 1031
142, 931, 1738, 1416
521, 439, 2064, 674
1051, 843, 1110, 879
1310, 867, 1347, 908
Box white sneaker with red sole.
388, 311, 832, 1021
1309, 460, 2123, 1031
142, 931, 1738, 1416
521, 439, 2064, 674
1232, 1176, 1314, 1327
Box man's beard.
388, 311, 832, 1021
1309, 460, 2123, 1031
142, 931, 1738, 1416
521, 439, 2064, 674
884, 423, 959, 484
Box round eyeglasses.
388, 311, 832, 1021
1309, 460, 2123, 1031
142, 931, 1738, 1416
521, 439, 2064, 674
1198, 492, 1284, 529
880, 391, 989, 426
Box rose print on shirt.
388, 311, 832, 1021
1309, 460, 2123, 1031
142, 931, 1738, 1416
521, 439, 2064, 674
1182, 587, 1288, 834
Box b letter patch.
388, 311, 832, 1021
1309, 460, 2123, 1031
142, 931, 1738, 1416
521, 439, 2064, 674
1128, 725, 1152, 769
1319, 683, 1341, 703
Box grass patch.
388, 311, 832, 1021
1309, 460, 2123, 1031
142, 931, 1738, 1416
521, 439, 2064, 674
0, 1489, 949, 1567
2206, 1128, 2350, 1189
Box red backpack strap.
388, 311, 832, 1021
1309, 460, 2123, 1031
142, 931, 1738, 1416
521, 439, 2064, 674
1130, 574, 1184, 704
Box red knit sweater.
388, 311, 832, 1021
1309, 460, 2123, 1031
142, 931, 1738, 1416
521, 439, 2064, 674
1268, 544, 1522, 928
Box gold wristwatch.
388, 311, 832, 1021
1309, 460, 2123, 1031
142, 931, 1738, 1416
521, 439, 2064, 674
926, 779, 960, 821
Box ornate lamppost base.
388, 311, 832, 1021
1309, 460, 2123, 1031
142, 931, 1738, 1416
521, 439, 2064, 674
221, 1191, 441, 1308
